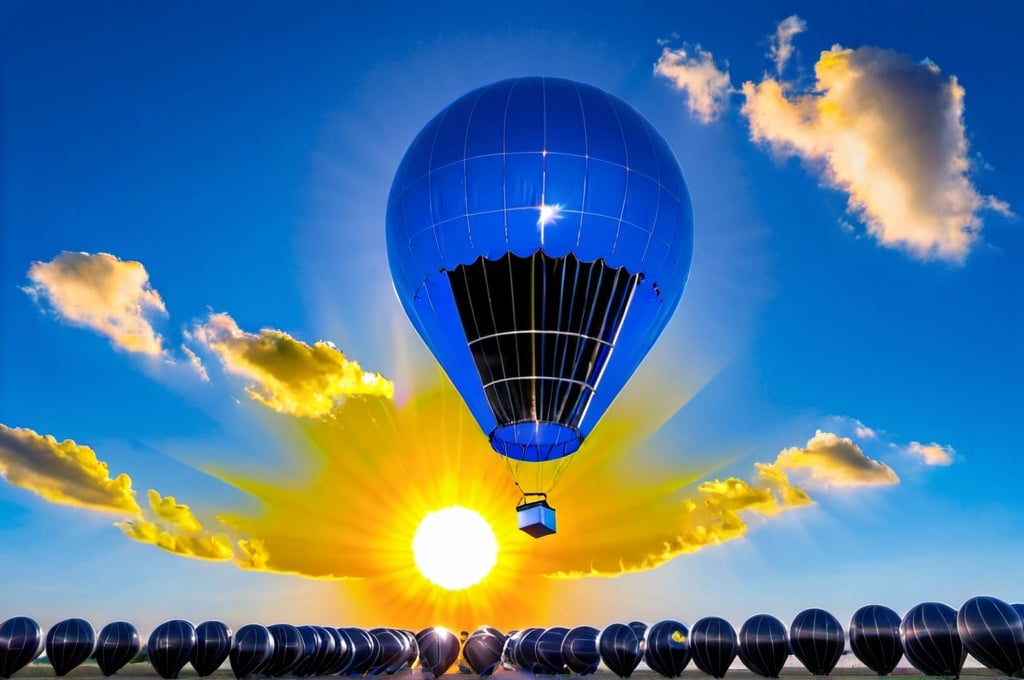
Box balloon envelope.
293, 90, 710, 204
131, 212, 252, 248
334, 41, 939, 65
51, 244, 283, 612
148, 620, 197, 679
94, 621, 142, 676
463, 630, 505, 676
266, 624, 304, 677
386, 76, 694, 463
368, 628, 407, 675
515, 628, 547, 673
644, 620, 691, 678
321, 627, 353, 675
229, 624, 275, 679
849, 605, 903, 676
342, 627, 379, 675
562, 626, 601, 675
599, 623, 643, 678
415, 627, 460, 677
291, 625, 326, 677
738, 614, 789, 678
536, 627, 569, 674
900, 602, 965, 677
957, 595, 1024, 676
789, 608, 844, 676
0, 616, 43, 679
45, 618, 96, 677
689, 617, 737, 679
191, 621, 232, 677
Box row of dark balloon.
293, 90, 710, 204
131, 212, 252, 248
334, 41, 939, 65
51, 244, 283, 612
1, 596, 1022, 680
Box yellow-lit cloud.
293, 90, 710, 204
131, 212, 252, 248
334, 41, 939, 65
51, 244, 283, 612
769, 15, 807, 74
23, 251, 169, 355
0, 424, 141, 513
905, 440, 955, 466
117, 490, 235, 561
768, 430, 899, 487
741, 46, 1010, 262
654, 45, 733, 123
189, 312, 393, 417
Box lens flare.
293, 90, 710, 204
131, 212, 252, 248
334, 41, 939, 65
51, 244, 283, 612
413, 506, 498, 590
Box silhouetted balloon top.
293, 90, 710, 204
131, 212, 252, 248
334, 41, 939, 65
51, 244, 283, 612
387, 76, 693, 462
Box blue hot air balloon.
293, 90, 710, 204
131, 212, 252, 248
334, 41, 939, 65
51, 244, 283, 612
536, 627, 570, 674
463, 629, 505, 676
900, 602, 965, 678
292, 625, 327, 677
738, 615, 789, 679
45, 618, 96, 677
849, 605, 903, 676
386, 76, 693, 534
368, 628, 407, 675
562, 625, 601, 675
0, 616, 44, 679
94, 621, 142, 676
342, 627, 379, 675
598, 623, 644, 678
789, 608, 844, 676
191, 621, 232, 677
689, 617, 737, 679
415, 627, 461, 677
956, 596, 1024, 676
321, 628, 353, 675
148, 619, 197, 679
229, 624, 275, 679
266, 624, 304, 677
644, 620, 691, 678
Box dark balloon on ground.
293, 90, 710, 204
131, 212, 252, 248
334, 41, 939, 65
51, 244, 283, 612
536, 627, 569, 674
291, 625, 326, 677
738, 614, 789, 678
644, 620, 691, 678
311, 625, 340, 676
956, 595, 1024, 676
45, 617, 95, 677
265, 624, 304, 677
599, 623, 644, 678
849, 605, 903, 676
342, 627, 379, 675
789, 608, 845, 676
900, 602, 966, 678
463, 629, 505, 676
415, 627, 461, 677
689, 617, 737, 679
368, 628, 407, 675
191, 621, 232, 677
514, 628, 546, 673
94, 621, 142, 677
229, 624, 275, 679
148, 620, 197, 679
562, 626, 601, 675
0, 616, 44, 679
321, 627, 352, 675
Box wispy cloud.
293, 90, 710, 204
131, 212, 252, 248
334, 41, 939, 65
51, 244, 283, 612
769, 15, 807, 74
117, 490, 235, 561
23, 251, 169, 356
654, 45, 733, 124
741, 45, 1010, 262
766, 430, 899, 487
904, 440, 955, 466
189, 312, 394, 418
0, 424, 141, 513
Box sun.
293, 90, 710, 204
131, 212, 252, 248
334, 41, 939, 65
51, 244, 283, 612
412, 506, 499, 590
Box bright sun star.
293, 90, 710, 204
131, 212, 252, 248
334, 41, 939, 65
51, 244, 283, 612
412, 506, 499, 590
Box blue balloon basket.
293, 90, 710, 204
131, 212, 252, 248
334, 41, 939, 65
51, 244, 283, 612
517, 499, 556, 538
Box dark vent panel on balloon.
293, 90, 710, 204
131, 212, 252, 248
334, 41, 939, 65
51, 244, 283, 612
448, 252, 640, 434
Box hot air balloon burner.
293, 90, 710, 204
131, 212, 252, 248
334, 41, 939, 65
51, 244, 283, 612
516, 492, 556, 538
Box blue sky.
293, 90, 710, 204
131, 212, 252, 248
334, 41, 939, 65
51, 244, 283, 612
1, 1, 1022, 636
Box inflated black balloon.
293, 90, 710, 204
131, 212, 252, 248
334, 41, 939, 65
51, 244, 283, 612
849, 605, 903, 676
562, 626, 600, 675
45, 617, 96, 676
0, 616, 44, 679
536, 627, 569, 674
415, 627, 460, 677
599, 623, 643, 678
690, 617, 737, 679
291, 625, 326, 677
789, 608, 844, 676
399, 630, 419, 672
266, 624, 303, 677
369, 628, 407, 675
229, 624, 275, 679
644, 620, 691, 678
463, 629, 505, 676
957, 596, 1024, 676
94, 621, 142, 676
342, 627, 379, 675
321, 627, 353, 675
500, 630, 523, 670
628, 621, 648, 656
900, 602, 965, 678
738, 614, 789, 678
515, 628, 547, 673
148, 619, 197, 679
191, 621, 232, 676
314, 626, 341, 675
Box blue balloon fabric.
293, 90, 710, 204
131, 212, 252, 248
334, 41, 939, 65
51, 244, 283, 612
738, 614, 789, 679
689, 617, 737, 679
598, 623, 644, 678
94, 621, 142, 677
644, 620, 691, 678
386, 76, 693, 462
956, 596, 1024, 676
191, 621, 232, 677
849, 605, 903, 676
45, 617, 96, 677
0, 616, 44, 679
229, 624, 275, 679
147, 619, 196, 679
562, 625, 601, 675
789, 608, 845, 676
462, 629, 505, 676
900, 602, 966, 678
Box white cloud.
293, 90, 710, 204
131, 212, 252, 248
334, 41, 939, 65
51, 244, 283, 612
23, 251, 168, 355
906, 441, 955, 466
741, 46, 1009, 262
769, 430, 899, 487
770, 15, 807, 74
654, 45, 733, 124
